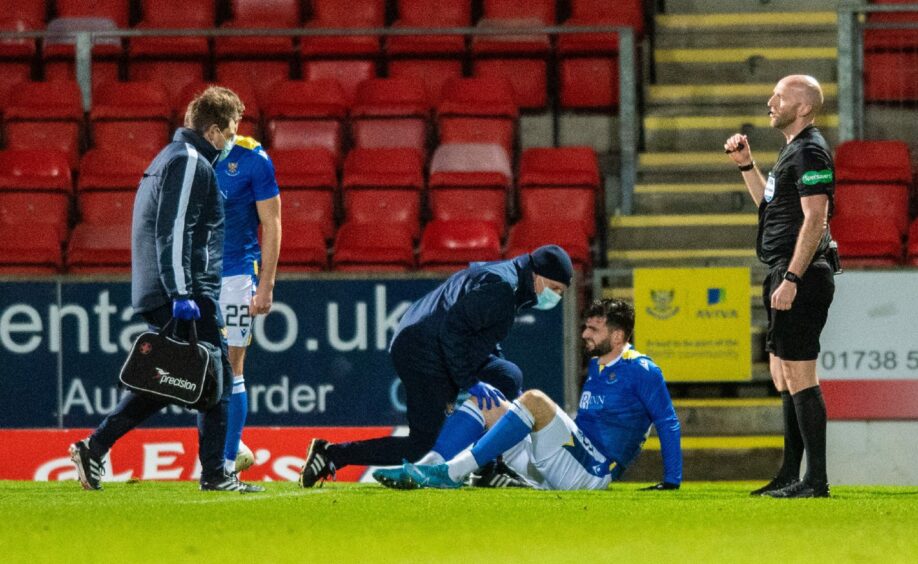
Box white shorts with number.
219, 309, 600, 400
219, 274, 255, 347
502, 406, 612, 491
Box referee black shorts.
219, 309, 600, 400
763, 261, 835, 361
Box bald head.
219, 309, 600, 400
779, 74, 824, 117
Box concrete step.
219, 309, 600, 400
865, 106, 918, 146
633, 183, 757, 214
662, 0, 843, 14
637, 151, 779, 184
654, 47, 838, 84
646, 82, 838, 108
643, 113, 839, 153
623, 435, 783, 481
655, 12, 837, 48
606, 247, 760, 268
674, 398, 782, 436
608, 214, 759, 250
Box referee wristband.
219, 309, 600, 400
738, 161, 756, 172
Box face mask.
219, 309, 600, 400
533, 287, 562, 310
218, 134, 236, 162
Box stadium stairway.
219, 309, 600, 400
604, 1, 843, 479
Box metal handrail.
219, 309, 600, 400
0, 23, 638, 216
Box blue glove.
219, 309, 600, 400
467, 381, 506, 410
172, 298, 201, 321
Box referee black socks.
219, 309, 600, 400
793, 385, 828, 485
777, 390, 805, 481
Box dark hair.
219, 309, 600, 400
184, 86, 245, 133
584, 299, 635, 341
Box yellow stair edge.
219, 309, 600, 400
603, 286, 764, 300
656, 47, 837, 64
673, 398, 780, 408
640, 151, 779, 167
644, 435, 783, 451
610, 214, 758, 228
635, 183, 747, 194
644, 114, 839, 130
656, 12, 837, 29
607, 248, 757, 261
648, 83, 838, 101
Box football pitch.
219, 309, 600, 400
2, 481, 917, 563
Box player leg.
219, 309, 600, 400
220, 275, 255, 475
528, 406, 612, 490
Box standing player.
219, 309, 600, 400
215, 119, 282, 476
374, 299, 683, 491
725, 74, 835, 498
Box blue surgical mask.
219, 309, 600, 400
218, 135, 236, 162
533, 287, 562, 310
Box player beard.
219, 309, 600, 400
584, 339, 612, 358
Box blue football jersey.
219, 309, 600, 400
575, 346, 683, 484
214, 136, 280, 277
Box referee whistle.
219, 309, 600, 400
724, 142, 746, 154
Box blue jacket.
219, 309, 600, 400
131, 128, 224, 313
391, 254, 539, 389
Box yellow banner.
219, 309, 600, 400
634, 267, 751, 381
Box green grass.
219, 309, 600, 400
2, 481, 918, 563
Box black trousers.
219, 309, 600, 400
327, 328, 523, 468
89, 297, 232, 482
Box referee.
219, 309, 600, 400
724, 75, 835, 498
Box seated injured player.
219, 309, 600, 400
374, 299, 683, 491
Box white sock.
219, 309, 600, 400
223, 459, 235, 474
416, 451, 446, 465
447, 450, 479, 482
233, 375, 245, 394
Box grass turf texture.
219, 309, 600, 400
2, 481, 917, 563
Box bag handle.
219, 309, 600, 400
159, 317, 199, 347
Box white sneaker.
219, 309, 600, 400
235, 441, 255, 473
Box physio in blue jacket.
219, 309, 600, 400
299, 245, 574, 487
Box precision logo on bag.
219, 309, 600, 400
152, 367, 198, 391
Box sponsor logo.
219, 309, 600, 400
579, 391, 605, 410
646, 289, 679, 320
697, 288, 738, 319
707, 288, 725, 306
153, 368, 197, 391
801, 169, 833, 186
226, 162, 239, 176
764, 172, 776, 203
139, 342, 153, 355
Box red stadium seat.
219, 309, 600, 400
90, 81, 172, 151
56, 0, 130, 28
216, 0, 300, 57
419, 220, 502, 271
78, 148, 155, 192
0, 9, 42, 60
865, 0, 918, 50
214, 61, 292, 101
282, 190, 336, 240
131, 0, 213, 57
262, 79, 347, 157
92, 121, 170, 154
333, 222, 415, 271
0, 192, 70, 242
0, 224, 64, 274
343, 190, 421, 239
266, 120, 342, 158
864, 52, 918, 102
352, 118, 428, 153
831, 217, 902, 267
429, 143, 511, 233
835, 140, 912, 183
833, 183, 910, 237
304, 60, 377, 106
5, 109, 82, 169
0, 63, 30, 108
505, 220, 592, 270
0, 150, 73, 193
128, 61, 207, 109
388, 60, 463, 106
279, 220, 328, 271
67, 223, 132, 273
301, 0, 383, 57
519, 188, 596, 238
389, 0, 468, 56
428, 189, 508, 234
343, 148, 424, 190
78, 191, 135, 225
4, 81, 83, 121
271, 148, 338, 239
352, 78, 430, 119
519, 147, 600, 188
437, 77, 518, 156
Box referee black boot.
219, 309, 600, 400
750, 475, 799, 496
469, 459, 533, 488
763, 479, 830, 499
298, 438, 336, 488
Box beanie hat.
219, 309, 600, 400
530, 245, 573, 286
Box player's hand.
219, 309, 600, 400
467, 381, 506, 410
172, 298, 201, 320
639, 482, 680, 491
250, 286, 274, 316
724, 133, 753, 167
770, 280, 797, 311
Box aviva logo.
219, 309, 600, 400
801, 169, 833, 185
707, 288, 726, 305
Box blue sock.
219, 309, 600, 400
223, 376, 247, 470
470, 401, 535, 467
431, 402, 486, 461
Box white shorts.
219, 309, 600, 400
503, 406, 612, 491
219, 274, 255, 347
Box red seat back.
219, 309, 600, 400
4, 81, 83, 121
279, 220, 328, 270
519, 147, 600, 188
835, 140, 912, 183
397, 0, 470, 27
79, 191, 135, 225
91, 81, 172, 121
282, 190, 335, 240
343, 148, 424, 190
310, 0, 384, 27
482, 0, 554, 24
333, 222, 415, 270
0, 150, 73, 192
139, 0, 215, 27
230, 0, 301, 26
833, 183, 910, 237
437, 77, 518, 118
519, 188, 596, 238
270, 148, 338, 190
352, 78, 430, 118
266, 120, 342, 159
56, 0, 131, 28
344, 190, 421, 239
505, 220, 591, 269
261, 80, 348, 119
419, 220, 502, 269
